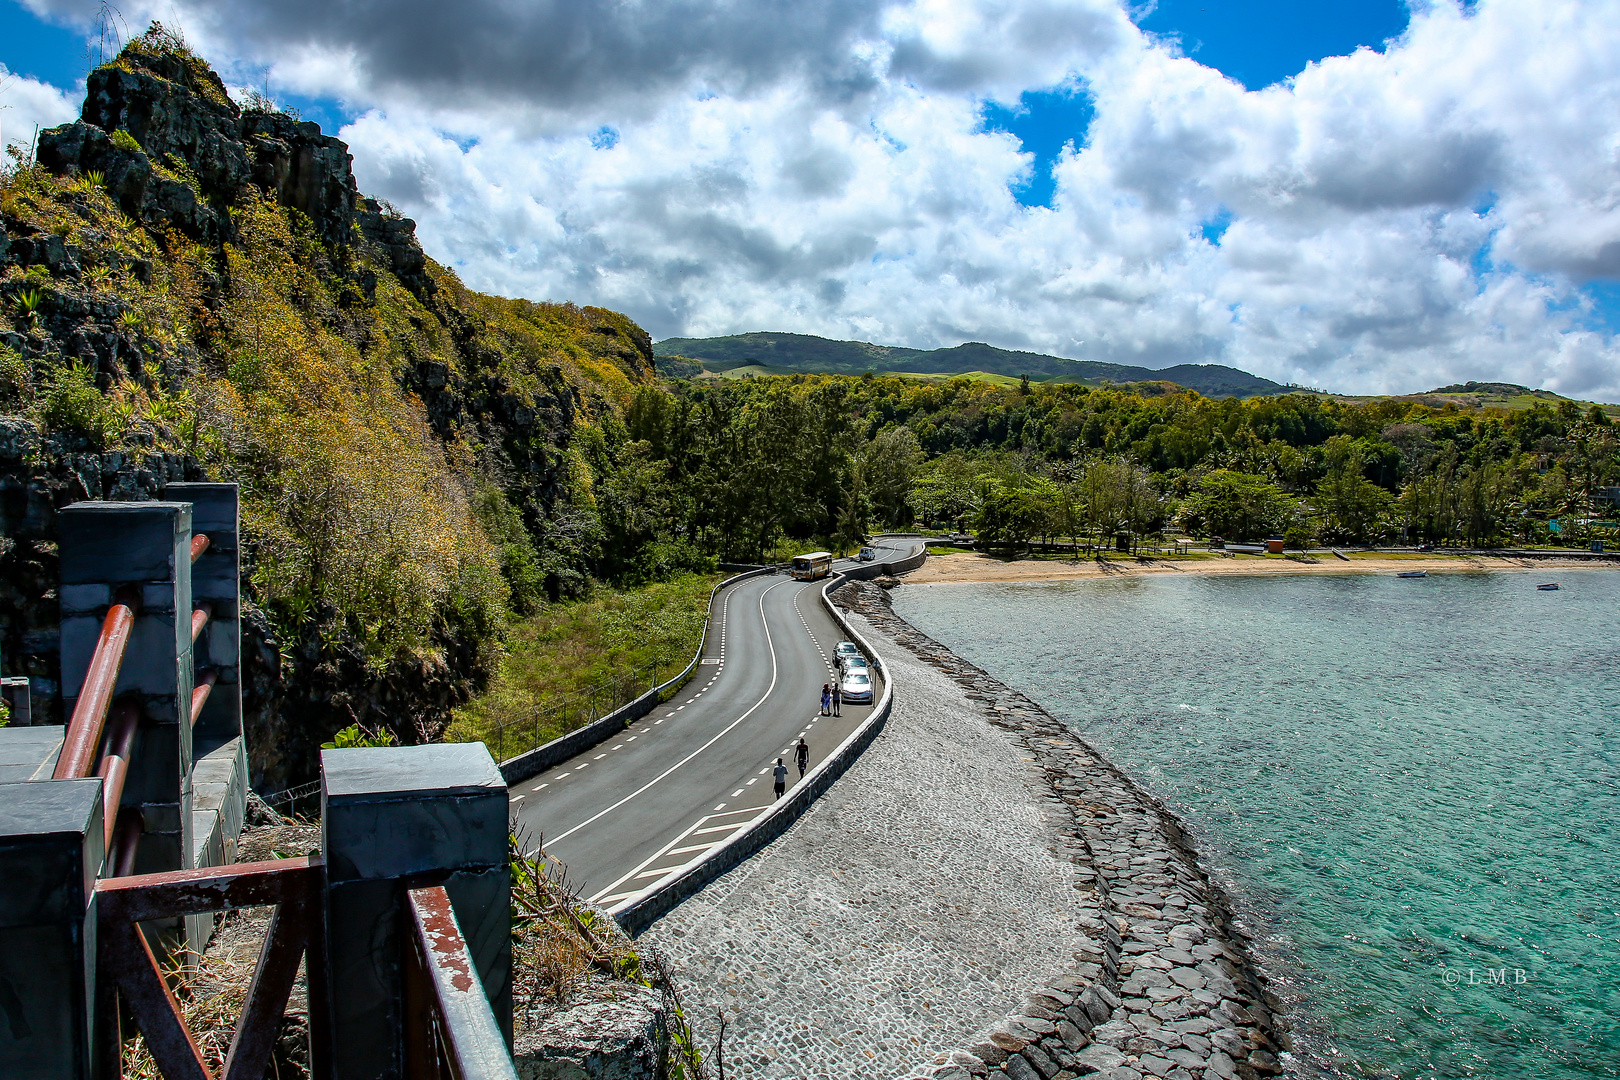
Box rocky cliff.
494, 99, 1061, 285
0, 26, 656, 790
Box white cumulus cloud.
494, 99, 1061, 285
18, 0, 1620, 397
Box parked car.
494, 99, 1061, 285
843, 655, 870, 673
949, 532, 974, 545
840, 670, 874, 703
857, 547, 878, 561
834, 641, 863, 667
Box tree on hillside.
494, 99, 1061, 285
862, 426, 924, 528
1181, 471, 1298, 541
1316, 436, 1395, 544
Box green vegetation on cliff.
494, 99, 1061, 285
0, 27, 670, 786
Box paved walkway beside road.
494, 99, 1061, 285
641, 605, 1091, 1079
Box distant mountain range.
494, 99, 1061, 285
653, 332, 1288, 398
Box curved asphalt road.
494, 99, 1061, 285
510, 539, 920, 908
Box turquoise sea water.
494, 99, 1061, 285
892, 570, 1620, 1079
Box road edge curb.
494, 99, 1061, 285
612, 545, 922, 936
499, 567, 774, 786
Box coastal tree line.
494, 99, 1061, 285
548, 374, 1619, 578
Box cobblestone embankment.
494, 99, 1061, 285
677, 578, 1296, 1079
640, 591, 1098, 1078
644, 580, 1291, 1080
846, 582, 1292, 1080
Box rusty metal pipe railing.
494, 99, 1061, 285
95, 699, 142, 850
190, 669, 217, 728
109, 810, 144, 878
191, 602, 212, 643
190, 533, 210, 563
404, 885, 519, 1080
54, 584, 142, 780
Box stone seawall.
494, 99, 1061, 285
640, 578, 1292, 1080
839, 582, 1293, 1080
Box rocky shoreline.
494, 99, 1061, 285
831, 580, 1293, 1080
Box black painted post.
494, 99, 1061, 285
319, 743, 513, 1080
0, 777, 103, 1079
1, 676, 31, 726
58, 502, 193, 882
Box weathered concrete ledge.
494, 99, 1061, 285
837, 582, 1293, 1080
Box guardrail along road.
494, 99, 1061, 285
509, 540, 918, 908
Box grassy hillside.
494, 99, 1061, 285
654, 331, 1287, 397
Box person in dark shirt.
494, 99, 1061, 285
773, 757, 788, 798
795, 738, 809, 778
831, 681, 842, 717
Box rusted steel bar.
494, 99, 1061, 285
191, 601, 212, 642
190, 533, 210, 563
109, 810, 143, 877
97, 856, 321, 1080
406, 885, 520, 1080
54, 583, 142, 780
219, 885, 318, 1080
190, 668, 217, 727
95, 698, 142, 850
95, 856, 323, 919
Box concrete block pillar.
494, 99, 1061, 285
1, 676, 32, 726
161, 484, 240, 760
58, 502, 194, 878
0, 777, 104, 1080
319, 744, 512, 1080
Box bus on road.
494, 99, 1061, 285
790, 551, 834, 580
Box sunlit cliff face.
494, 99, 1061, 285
12, 0, 1620, 399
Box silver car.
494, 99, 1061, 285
834, 641, 862, 667
843, 655, 871, 674
840, 670, 874, 704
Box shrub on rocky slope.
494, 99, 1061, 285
0, 25, 657, 790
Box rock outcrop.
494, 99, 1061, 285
0, 36, 656, 788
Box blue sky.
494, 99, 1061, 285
4, 0, 1620, 398
982, 1, 1411, 208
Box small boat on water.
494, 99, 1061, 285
1396, 570, 1428, 578
1537, 582, 1561, 591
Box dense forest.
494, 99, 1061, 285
611, 373, 1620, 557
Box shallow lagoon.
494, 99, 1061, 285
893, 570, 1620, 1079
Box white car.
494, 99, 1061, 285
839, 670, 874, 704
857, 547, 878, 561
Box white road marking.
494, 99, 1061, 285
536, 783, 549, 790
510, 794, 525, 802
544, 579, 792, 847
594, 754, 607, 760
626, 736, 637, 742
746, 778, 758, 785
590, 808, 766, 904
692, 822, 749, 836
730, 788, 744, 797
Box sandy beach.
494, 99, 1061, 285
902, 549, 1617, 585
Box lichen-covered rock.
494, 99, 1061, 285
513, 980, 667, 1080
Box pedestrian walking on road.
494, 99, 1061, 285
795, 738, 809, 778
820, 684, 831, 716
831, 682, 842, 717
773, 758, 788, 798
